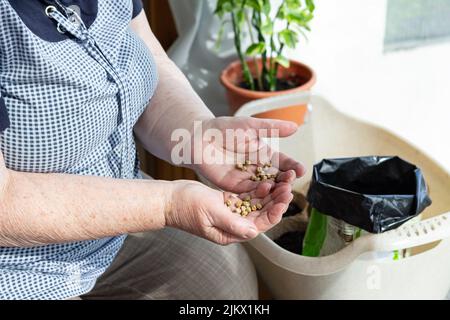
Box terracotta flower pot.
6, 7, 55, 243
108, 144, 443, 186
220, 59, 316, 125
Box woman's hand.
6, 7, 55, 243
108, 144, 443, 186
190, 116, 306, 194
165, 180, 294, 245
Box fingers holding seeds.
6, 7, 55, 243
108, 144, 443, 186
228, 193, 263, 217
263, 182, 291, 201
252, 191, 293, 230
227, 182, 291, 219
253, 181, 273, 198
275, 169, 297, 183
266, 203, 288, 225
221, 159, 296, 232
232, 178, 274, 196
208, 211, 259, 242
269, 191, 293, 215
229, 160, 276, 194
271, 152, 305, 178
236, 161, 279, 182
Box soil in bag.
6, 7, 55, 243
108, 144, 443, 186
302, 156, 432, 257
271, 191, 309, 255
274, 231, 305, 255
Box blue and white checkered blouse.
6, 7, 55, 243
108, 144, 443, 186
0, 0, 158, 299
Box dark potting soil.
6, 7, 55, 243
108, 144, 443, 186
272, 192, 308, 255
272, 201, 305, 255
284, 201, 302, 217
239, 75, 308, 92
274, 231, 305, 255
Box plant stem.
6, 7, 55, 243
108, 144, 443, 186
269, 36, 277, 91
252, 11, 268, 91
268, 3, 287, 91
231, 5, 255, 91
272, 21, 291, 89
245, 12, 263, 91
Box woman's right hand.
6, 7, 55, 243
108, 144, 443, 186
165, 180, 293, 245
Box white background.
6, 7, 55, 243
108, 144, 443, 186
285, 0, 450, 171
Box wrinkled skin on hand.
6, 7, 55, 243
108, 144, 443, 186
167, 117, 305, 245
166, 180, 294, 245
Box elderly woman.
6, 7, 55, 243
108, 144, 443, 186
0, 0, 304, 299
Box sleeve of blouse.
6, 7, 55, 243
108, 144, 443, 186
0, 92, 10, 133
132, 0, 144, 19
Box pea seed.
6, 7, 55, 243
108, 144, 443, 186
251, 175, 257, 181
244, 196, 251, 201
225, 200, 232, 207
241, 206, 246, 211
235, 208, 242, 214
245, 160, 251, 165
256, 167, 263, 173
251, 205, 257, 211
261, 175, 267, 181
256, 203, 262, 210
235, 200, 242, 208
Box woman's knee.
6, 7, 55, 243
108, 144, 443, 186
192, 242, 259, 300
108, 228, 259, 300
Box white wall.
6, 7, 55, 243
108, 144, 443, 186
286, 0, 450, 171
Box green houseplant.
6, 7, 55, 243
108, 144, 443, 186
215, 0, 317, 121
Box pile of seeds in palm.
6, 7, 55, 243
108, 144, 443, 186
225, 196, 263, 217
235, 160, 277, 182
224, 160, 276, 217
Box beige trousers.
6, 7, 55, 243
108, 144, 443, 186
78, 228, 258, 300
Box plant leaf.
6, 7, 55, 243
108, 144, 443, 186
275, 56, 290, 68
286, 0, 301, 10
279, 29, 298, 49
236, 10, 246, 27
293, 24, 309, 41
261, 21, 274, 36
276, 3, 286, 19
214, 20, 229, 51
287, 8, 313, 26
214, 0, 233, 18
245, 0, 260, 10
262, 0, 271, 16
246, 42, 266, 56
305, 0, 315, 12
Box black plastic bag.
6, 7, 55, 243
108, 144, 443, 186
306, 156, 432, 233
